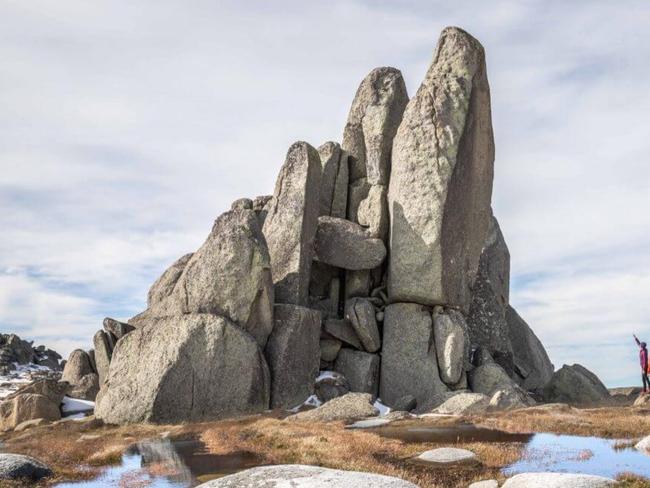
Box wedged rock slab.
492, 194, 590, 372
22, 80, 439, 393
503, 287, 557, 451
335, 349, 380, 396
320, 338, 342, 363
388, 27, 494, 310
196, 464, 418, 487
95, 313, 270, 424
263, 141, 322, 306
344, 298, 381, 352
358, 184, 389, 240
147, 253, 193, 307
0, 453, 52, 481
288, 392, 378, 422
265, 304, 321, 409
543, 364, 610, 405
314, 216, 386, 270
323, 319, 363, 350
103, 317, 135, 339
432, 307, 469, 385
506, 305, 554, 391
343, 67, 409, 185
501, 472, 615, 487
93, 329, 114, 387
317, 142, 349, 219
380, 303, 448, 411
415, 447, 478, 467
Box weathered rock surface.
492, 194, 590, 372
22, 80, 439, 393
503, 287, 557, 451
434, 392, 490, 415
317, 142, 349, 219
147, 253, 193, 307
314, 216, 386, 270
392, 395, 417, 412
314, 371, 349, 403
380, 303, 448, 411
197, 464, 418, 488
543, 364, 610, 405
95, 314, 270, 424
501, 473, 615, 488
433, 307, 469, 385
357, 184, 389, 240
319, 339, 342, 363
61, 349, 95, 385
263, 142, 322, 305
68, 373, 100, 401
634, 394, 650, 407
323, 319, 363, 350
145, 209, 274, 348
489, 385, 535, 411
335, 349, 380, 396
93, 330, 113, 387
468, 362, 518, 396
506, 306, 554, 391
343, 67, 408, 185
469, 481, 498, 488
388, 27, 494, 310
416, 447, 479, 467
344, 298, 381, 353
0, 453, 52, 481
288, 392, 378, 422
231, 197, 253, 210
0, 394, 61, 431
265, 304, 320, 409
103, 317, 135, 339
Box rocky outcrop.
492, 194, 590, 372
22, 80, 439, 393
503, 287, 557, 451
334, 349, 380, 396
265, 305, 320, 409
388, 27, 494, 310
314, 217, 386, 270
434, 392, 490, 415
197, 465, 418, 488
543, 364, 610, 405
0, 334, 62, 374
103, 317, 135, 339
95, 314, 270, 424
263, 142, 321, 305
93, 330, 114, 387
380, 303, 448, 411
0, 394, 61, 431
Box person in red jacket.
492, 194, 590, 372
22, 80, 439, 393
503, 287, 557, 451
635, 334, 649, 393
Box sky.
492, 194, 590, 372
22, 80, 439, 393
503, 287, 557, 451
1, 0, 649, 387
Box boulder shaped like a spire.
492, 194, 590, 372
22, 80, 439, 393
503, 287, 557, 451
388, 27, 495, 311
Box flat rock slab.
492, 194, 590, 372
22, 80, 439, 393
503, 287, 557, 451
197, 464, 418, 487
502, 473, 616, 487
415, 447, 479, 467
469, 481, 499, 488
346, 418, 392, 429
434, 392, 489, 415
314, 216, 386, 270
0, 453, 52, 481
288, 392, 378, 422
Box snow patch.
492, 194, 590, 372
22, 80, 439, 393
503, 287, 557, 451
373, 399, 391, 416
0, 362, 54, 399
62, 396, 95, 414
289, 394, 322, 413
316, 370, 341, 383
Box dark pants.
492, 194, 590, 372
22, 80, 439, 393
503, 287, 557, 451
643, 372, 649, 392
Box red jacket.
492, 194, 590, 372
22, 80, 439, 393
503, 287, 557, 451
641, 347, 648, 372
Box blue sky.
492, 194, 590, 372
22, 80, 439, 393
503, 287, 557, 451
1, 0, 649, 387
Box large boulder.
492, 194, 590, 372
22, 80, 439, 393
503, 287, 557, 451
95, 314, 270, 424
388, 27, 494, 310
0, 394, 61, 431
342, 67, 408, 185
317, 142, 349, 219
61, 349, 95, 384
489, 386, 535, 411
263, 142, 322, 306
543, 364, 610, 405
0, 453, 52, 481
433, 307, 469, 385
103, 317, 135, 339
92, 330, 114, 387
344, 298, 381, 353
501, 473, 615, 488
380, 303, 448, 411
466, 215, 512, 356
196, 465, 418, 488
334, 349, 380, 396
433, 392, 490, 415
264, 304, 321, 409
468, 362, 518, 396
142, 209, 274, 348
147, 253, 193, 307
7, 379, 68, 405
314, 216, 386, 270
288, 392, 378, 422
506, 306, 554, 391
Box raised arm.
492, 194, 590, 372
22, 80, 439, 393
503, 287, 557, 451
635, 334, 641, 346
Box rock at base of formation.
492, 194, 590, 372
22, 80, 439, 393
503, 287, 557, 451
501, 472, 615, 488
468, 362, 518, 396
95, 314, 270, 424
543, 364, 610, 405
263, 141, 322, 306
433, 392, 490, 415
334, 349, 380, 397
380, 303, 448, 411
344, 298, 381, 352
196, 464, 418, 488
506, 306, 554, 391
432, 307, 469, 385
0, 453, 52, 481
314, 216, 386, 270
0, 393, 61, 431
288, 392, 378, 422
388, 27, 494, 310
264, 304, 320, 409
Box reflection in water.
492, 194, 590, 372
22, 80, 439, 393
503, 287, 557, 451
504, 433, 650, 479
54, 438, 261, 488
374, 423, 534, 443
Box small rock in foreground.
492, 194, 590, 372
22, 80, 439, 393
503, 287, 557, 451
469, 481, 499, 488
502, 472, 616, 487
415, 447, 479, 467
287, 392, 378, 422
0, 453, 52, 481
196, 464, 418, 487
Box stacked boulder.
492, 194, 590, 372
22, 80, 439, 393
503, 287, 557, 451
93, 27, 561, 424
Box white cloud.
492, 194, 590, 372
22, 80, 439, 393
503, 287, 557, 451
0, 0, 648, 386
